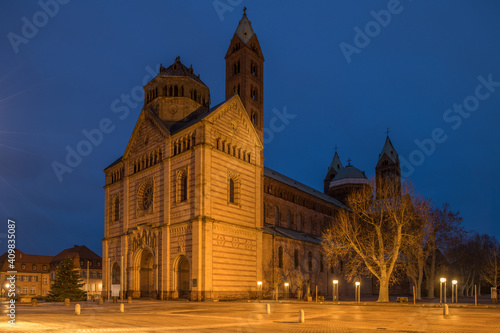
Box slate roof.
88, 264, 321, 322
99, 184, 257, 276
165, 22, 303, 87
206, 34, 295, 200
378, 136, 398, 163
53, 245, 101, 262
159, 57, 207, 87
263, 224, 322, 245
328, 151, 343, 173
235, 12, 255, 45
264, 167, 347, 209
331, 165, 367, 182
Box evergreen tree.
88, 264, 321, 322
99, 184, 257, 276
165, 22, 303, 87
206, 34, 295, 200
47, 258, 87, 301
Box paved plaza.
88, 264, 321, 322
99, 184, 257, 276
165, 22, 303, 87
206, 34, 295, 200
1, 299, 499, 332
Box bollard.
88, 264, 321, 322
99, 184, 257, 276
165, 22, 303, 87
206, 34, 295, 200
127, 296, 132, 303
299, 309, 305, 323
120, 303, 124, 313
266, 303, 271, 314
443, 304, 449, 316
64, 298, 70, 306
98, 298, 103, 305
75, 304, 81, 316
32, 298, 38, 307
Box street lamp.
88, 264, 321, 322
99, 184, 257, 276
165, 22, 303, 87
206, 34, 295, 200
355, 282, 361, 303
440, 278, 447, 304
333, 280, 339, 302
452, 280, 458, 303
284, 282, 289, 300
257, 281, 262, 300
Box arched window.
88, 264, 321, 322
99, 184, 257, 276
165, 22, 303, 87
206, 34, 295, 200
193, 90, 197, 101
294, 249, 299, 269
177, 172, 188, 203
113, 196, 119, 222
229, 178, 235, 203
308, 252, 312, 271
287, 210, 292, 229
169, 86, 173, 96
274, 206, 279, 226
174, 85, 178, 97
298, 214, 303, 232
278, 246, 283, 268
309, 217, 314, 234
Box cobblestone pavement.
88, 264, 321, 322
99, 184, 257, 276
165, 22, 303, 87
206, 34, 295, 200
1, 300, 499, 332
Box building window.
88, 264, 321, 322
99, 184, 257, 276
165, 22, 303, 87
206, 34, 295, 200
228, 172, 240, 205
278, 246, 283, 268
33, 276, 38, 282
42, 265, 47, 271
294, 250, 299, 269
113, 195, 120, 222
138, 178, 154, 215
43, 276, 48, 284
32, 264, 37, 270
22, 287, 27, 294
80, 260, 84, 266
229, 178, 235, 203
89, 261, 93, 267
308, 252, 312, 272
31, 287, 36, 294
97, 261, 101, 267
320, 254, 324, 272
298, 214, 303, 232
21, 264, 26, 270
97, 272, 102, 279
274, 206, 279, 226
287, 210, 293, 229
179, 172, 188, 202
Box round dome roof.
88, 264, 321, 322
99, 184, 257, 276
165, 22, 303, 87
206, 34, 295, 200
329, 165, 368, 188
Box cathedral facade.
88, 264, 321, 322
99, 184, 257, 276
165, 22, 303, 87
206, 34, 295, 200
102, 12, 401, 300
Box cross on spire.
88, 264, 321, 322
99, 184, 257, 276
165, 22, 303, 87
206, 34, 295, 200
334, 144, 338, 153
347, 158, 352, 166
243, 7, 247, 15
386, 127, 390, 136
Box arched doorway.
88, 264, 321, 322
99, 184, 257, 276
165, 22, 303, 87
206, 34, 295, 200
112, 263, 120, 284
177, 256, 190, 298
140, 251, 154, 298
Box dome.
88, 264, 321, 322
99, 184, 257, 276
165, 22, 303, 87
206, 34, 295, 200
330, 165, 368, 187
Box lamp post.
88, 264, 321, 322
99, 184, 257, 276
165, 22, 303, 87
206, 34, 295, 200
333, 280, 339, 302
257, 281, 262, 300
355, 282, 360, 303
452, 280, 458, 303
440, 278, 446, 304
284, 282, 289, 300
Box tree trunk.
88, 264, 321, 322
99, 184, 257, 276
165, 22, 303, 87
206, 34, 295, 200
378, 277, 390, 302
426, 252, 436, 298
416, 268, 423, 300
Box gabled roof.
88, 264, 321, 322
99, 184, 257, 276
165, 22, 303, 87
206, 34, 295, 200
264, 167, 347, 209
263, 224, 322, 245
235, 12, 255, 45
0, 249, 53, 265
328, 151, 343, 173
53, 245, 101, 262
159, 57, 207, 87
378, 136, 398, 163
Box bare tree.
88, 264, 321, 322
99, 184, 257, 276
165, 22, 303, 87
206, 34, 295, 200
322, 179, 419, 302
424, 204, 463, 298
482, 236, 500, 289
401, 196, 432, 300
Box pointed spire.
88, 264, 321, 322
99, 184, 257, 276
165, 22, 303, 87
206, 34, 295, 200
328, 151, 343, 173
378, 135, 398, 163
235, 8, 255, 44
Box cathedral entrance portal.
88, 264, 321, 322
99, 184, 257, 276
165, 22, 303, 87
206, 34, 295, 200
177, 256, 190, 298
139, 250, 154, 298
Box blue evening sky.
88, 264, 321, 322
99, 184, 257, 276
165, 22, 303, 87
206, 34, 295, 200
0, 0, 499, 256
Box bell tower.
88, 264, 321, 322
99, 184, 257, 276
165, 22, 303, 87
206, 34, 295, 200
225, 8, 264, 140
376, 134, 401, 198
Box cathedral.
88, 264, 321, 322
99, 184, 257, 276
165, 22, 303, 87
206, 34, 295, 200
102, 11, 402, 300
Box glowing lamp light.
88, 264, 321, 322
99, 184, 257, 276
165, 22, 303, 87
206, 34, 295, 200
333, 280, 338, 284
257, 281, 262, 286
5, 283, 9, 288
452, 280, 457, 285
440, 278, 446, 283
284, 282, 289, 287
355, 282, 360, 286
